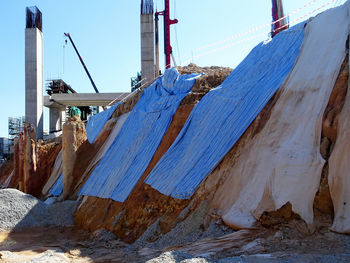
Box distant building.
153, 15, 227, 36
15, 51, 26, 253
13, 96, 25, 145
6, 116, 24, 160
0, 137, 11, 159
8, 116, 25, 140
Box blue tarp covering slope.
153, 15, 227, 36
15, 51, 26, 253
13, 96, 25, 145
145, 23, 306, 199
86, 103, 121, 143
49, 173, 63, 196
79, 68, 200, 202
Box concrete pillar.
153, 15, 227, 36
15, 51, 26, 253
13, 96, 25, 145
49, 107, 65, 133
25, 7, 43, 140
61, 110, 66, 130
141, 0, 155, 86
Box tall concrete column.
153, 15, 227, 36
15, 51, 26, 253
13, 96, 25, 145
25, 6, 43, 139
49, 107, 65, 133
141, 0, 155, 86
61, 110, 66, 129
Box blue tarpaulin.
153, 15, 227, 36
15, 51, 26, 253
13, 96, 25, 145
49, 173, 63, 196
86, 103, 121, 143
79, 68, 200, 202
145, 23, 306, 199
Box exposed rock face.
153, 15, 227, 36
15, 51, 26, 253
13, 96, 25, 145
40, 147, 62, 198
60, 116, 87, 200
18, 133, 24, 191
12, 137, 19, 187
35, 140, 62, 198
322, 56, 349, 143
22, 123, 37, 194
1, 124, 62, 197
329, 53, 350, 233
315, 54, 349, 216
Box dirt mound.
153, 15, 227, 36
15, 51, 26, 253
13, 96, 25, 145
177, 63, 232, 76
178, 63, 233, 93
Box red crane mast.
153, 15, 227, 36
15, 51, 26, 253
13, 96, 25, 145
271, 0, 289, 37
156, 0, 178, 69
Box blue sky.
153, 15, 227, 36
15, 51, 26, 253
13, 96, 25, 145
0, 0, 346, 137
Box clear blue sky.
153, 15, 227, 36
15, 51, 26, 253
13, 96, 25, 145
0, 0, 345, 137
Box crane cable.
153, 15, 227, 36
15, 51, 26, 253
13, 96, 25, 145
184, 0, 320, 60
62, 38, 67, 75
173, 0, 182, 65
180, 0, 338, 66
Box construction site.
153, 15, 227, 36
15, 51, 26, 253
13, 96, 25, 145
1, 0, 350, 262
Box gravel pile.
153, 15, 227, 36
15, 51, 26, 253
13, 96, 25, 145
147, 253, 350, 263
0, 188, 78, 231
146, 251, 206, 263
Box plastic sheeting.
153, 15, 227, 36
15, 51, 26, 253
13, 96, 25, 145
79, 68, 199, 202
72, 112, 130, 195
145, 22, 306, 199
42, 150, 62, 196
50, 173, 63, 196
3, 171, 14, 189
86, 103, 120, 143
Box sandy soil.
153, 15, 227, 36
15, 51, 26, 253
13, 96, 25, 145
1, 223, 350, 263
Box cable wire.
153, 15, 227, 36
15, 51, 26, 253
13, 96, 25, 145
173, 0, 182, 65
188, 0, 320, 56
180, 0, 337, 66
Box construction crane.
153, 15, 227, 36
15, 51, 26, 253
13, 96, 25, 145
64, 33, 106, 110
155, 0, 178, 69
271, 0, 289, 37
64, 33, 100, 93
